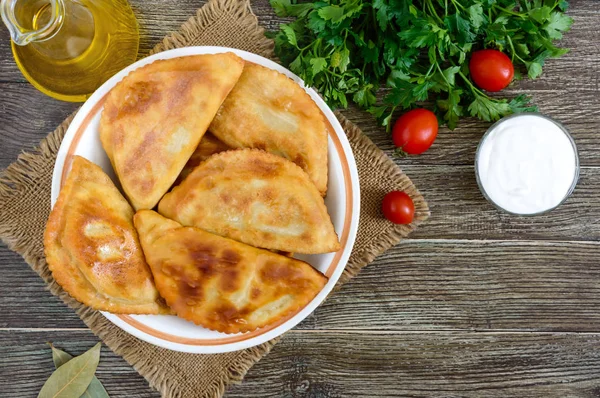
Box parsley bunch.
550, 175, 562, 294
269, 0, 573, 129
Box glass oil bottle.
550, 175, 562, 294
1, 0, 139, 101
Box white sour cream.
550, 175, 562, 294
476, 114, 578, 215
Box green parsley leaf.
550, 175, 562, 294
270, 0, 314, 17
373, 0, 390, 30
339, 47, 351, 73
558, 0, 569, 11
544, 11, 573, 40
509, 94, 538, 113
398, 19, 439, 48
307, 11, 326, 33
515, 43, 530, 56
525, 60, 543, 79
442, 66, 461, 86
280, 24, 298, 47
353, 84, 377, 108
289, 55, 303, 74
468, 94, 511, 122
468, 4, 486, 32
318, 5, 345, 22
413, 80, 437, 101
310, 57, 328, 76
445, 13, 476, 45
528, 6, 552, 24
385, 79, 420, 108
437, 89, 463, 130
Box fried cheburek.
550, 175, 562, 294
134, 210, 328, 333
209, 62, 329, 195
100, 53, 244, 210
175, 132, 231, 185
44, 156, 169, 314
159, 149, 340, 254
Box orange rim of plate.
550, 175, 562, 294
60, 95, 353, 347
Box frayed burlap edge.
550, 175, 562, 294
334, 112, 430, 286
0, 113, 74, 258
149, 0, 274, 58
0, 111, 280, 398
0, 0, 429, 396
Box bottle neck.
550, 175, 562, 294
1, 0, 65, 46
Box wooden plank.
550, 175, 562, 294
0, 0, 207, 83
312, 240, 600, 332
407, 165, 600, 240
4, 240, 600, 331
1, 83, 599, 170
0, 0, 288, 82
341, 87, 600, 167
227, 330, 600, 398
0, 246, 84, 329
3, 329, 600, 398
0, 330, 159, 398
1, 0, 597, 85
0, 83, 78, 169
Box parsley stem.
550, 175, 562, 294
450, 0, 466, 12
505, 34, 527, 64
425, 0, 444, 25
458, 71, 486, 98
493, 5, 525, 18
435, 62, 451, 88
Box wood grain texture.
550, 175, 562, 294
407, 165, 600, 240
0, 246, 84, 328
2, 0, 600, 167
3, 329, 600, 398
2, 0, 600, 397
339, 86, 600, 167
0, 84, 78, 169
4, 240, 600, 331
0, 330, 159, 398
226, 330, 600, 398
2, 87, 600, 169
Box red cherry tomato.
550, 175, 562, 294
469, 49, 514, 92
392, 108, 438, 155
382, 191, 415, 224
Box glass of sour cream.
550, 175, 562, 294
475, 113, 579, 216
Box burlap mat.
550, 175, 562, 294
0, 0, 429, 396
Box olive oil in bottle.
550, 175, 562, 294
1, 0, 139, 102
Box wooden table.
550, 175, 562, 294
2, 1, 600, 396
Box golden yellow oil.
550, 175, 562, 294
11, 0, 139, 102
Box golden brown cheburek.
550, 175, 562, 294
134, 210, 328, 333
175, 132, 231, 185
209, 62, 329, 195
158, 149, 340, 254
44, 156, 169, 314
99, 53, 244, 210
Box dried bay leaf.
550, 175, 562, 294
50, 344, 72, 368
49, 344, 110, 398
38, 342, 101, 398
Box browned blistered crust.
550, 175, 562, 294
134, 210, 328, 334
43, 156, 170, 314
210, 61, 329, 195
99, 53, 245, 210
159, 149, 340, 254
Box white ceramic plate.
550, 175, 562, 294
50, 46, 360, 353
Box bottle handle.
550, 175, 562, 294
1, 0, 64, 46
